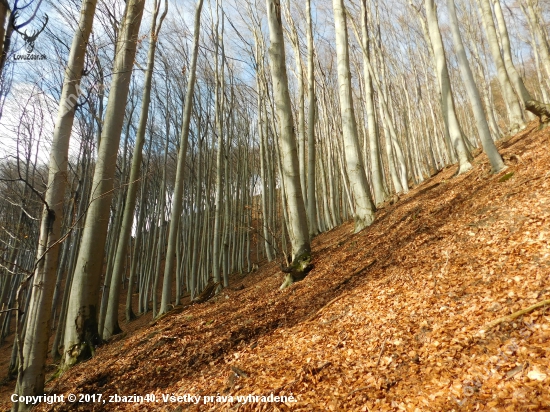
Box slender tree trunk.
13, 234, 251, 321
491, 0, 532, 103
332, 0, 375, 232
305, 0, 318, 237
102, 0, 166, 333
523, 0, 550, 85
446, 0, 505, 173
360, 0, 385, 205
283, 1, 307, 207
266, 0, 311, 287
159, 0, 204, 316
424, 0, 472, 174
0, 0, 9, 83
212, 0, 225, 287
62, 0, 145, 369
479, 0, 525, 133
0, 2, 14, 81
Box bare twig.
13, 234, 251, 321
479, 299, 550, 334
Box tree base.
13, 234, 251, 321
353, 213, 375, 233
525, 100, 550, 129
103, 321, 123, 341
61, 341, 95, 372
457, 161, 473, 176
60, 310, 102, 371
125, 308, 137, 323
279, 249, 313, 290
192, 281, 220, 304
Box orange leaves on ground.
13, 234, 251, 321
11, 122, 550, 411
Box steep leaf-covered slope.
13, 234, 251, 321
7, 122, 550, 411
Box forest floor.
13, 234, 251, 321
2, 121, 550, 411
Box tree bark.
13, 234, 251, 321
266, 0, 311, 287
14, 0, 98, 403
62, 0, 145, 369
159, 0, 204, 316
332, 0, 375, 232
446, 0, 505, 173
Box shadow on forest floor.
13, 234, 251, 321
3, 122, 550, 411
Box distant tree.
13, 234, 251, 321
159, 0, 205, 316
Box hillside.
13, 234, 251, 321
6, 122, 550, 411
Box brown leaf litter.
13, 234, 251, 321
3, 122, 550, 411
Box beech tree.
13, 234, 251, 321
62, 0, 146, 368
159, 0, 204, 315
446, 0, 505, 173
265, 0, 311, 289
2, 0, 550, 395
332, 0, 376, 232
102, 0, 167, 340
13, 0, 97, 406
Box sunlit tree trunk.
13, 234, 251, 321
424, 0, 472, 174
283, 0, 307, 207
212, 0, 225, 287
332, 0, 375, 232
479, 0, 525, 133
62, 0, 145, 369
491, 0, 532, 104
0, 0, 8, 75
305, 0, 318, 236
159, 0, 204, 315
14, 0, 98, 404
360, 0, 385, 205
522, 0, 550, 85
103, 0, 167, 339
266, 0, 310, 286
446, 0, 505, 173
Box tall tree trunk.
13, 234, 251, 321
103, 0, 167, 339
491, 0, 532, 103
159, 0, 204, 316
332, 0, 375, 233
523, 0, 550, 85
266, 0, 311, 288
446, 0, 505, 173
0, 0, 8, 76
305, 0, 318, 237
15, 0, 98, 403
360, 0, 385, 205
0, 1, 14, 81
346, 6, 408, 193
62, 0, 145, 369
212, 0, 225, 287
283, 0, 307, 207
424, 0, 472, 174
479, 0, 525, 133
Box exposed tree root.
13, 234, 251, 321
525, 100, 550, 129
279, 250, 313, 290
192, 281, 221, 304
480, 298, 550, 334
